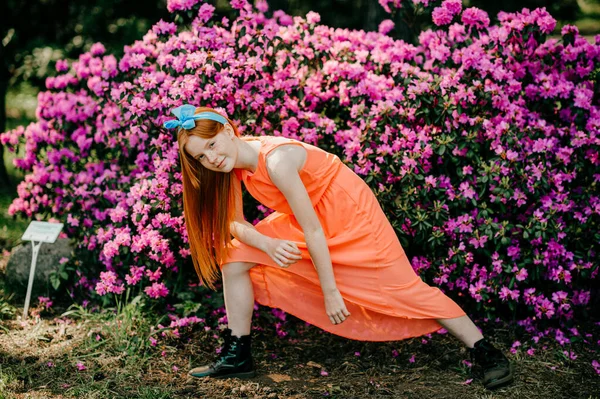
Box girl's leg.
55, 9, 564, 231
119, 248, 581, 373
436, 315, 484, 348
222, 261, 256, 337
437, 314, 514, 389
189, 261, 257, 379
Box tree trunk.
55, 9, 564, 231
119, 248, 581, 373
0, 46, 11, 190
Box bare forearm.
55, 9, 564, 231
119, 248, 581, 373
230, 220, 268, 252
305, 228, 337, 293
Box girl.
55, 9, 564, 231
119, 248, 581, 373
163, 104, 514, 390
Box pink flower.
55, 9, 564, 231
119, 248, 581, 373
152, 20, 177, 35
515, 268, 528, 281
563, 350, 577, 361
306, 11, 321, 25
592, 360, 600, 375
144, 282, 169, 298
378, 0, 402, 13
378, 19, 395, 35
255, 0, 268, 13
76, 362, 87, 371
442, 0, 462, 15
56, 60, 69, 72
38, 296, 53, 309
409, 354, 416, 363
561, 24, 579, 36
230, 0, 250, 11
167, 0, 200, 13
432, 7, 453, 26
90, 43, 106, 56
461, 7, 490, 29
197, 3, 215, 23
146, 267, 162, 282
320, 369, 328, 376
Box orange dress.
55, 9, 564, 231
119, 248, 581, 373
224, 136, 466, 341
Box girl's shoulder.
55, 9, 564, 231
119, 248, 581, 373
242, 135, 300, 145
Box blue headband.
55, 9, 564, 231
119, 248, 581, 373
162, 104, 228, 130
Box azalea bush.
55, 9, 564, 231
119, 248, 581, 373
1, 0, 599, 352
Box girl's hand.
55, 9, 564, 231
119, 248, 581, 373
263, 238, 302, 268
324, 288, 351, 325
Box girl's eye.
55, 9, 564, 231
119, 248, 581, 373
197, 142, 214, 160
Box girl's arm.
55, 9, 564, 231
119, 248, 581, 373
230, 219, 269, 252
229, 175, 269, 252
265, 146, 337, 293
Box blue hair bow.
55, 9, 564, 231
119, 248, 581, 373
163, 104, 228, 130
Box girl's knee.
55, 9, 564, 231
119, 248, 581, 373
222, 261, 256, 276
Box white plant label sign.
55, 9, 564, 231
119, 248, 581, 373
21, 221, 65, 319
22, 221, 64, 243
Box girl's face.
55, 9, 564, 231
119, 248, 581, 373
185, 126, 236, 173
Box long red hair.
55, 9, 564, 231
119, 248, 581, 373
177, 107, 240, 290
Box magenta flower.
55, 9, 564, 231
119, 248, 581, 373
197, 3, 215, 23
432, 7, 453, 26
442, 0, 462, 15
592, 360, 600, 375
144, 282, 169, 299
461, 7, 490, 29
230, 0, 250, 11
38, 296, 53, 310
167, 0, 200, 13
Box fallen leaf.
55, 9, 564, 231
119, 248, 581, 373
266, 373, 292, 383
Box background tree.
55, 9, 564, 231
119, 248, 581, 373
0, 0, 171, 188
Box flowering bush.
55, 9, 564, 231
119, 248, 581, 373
1, 0, 599, 350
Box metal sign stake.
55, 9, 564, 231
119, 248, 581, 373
23, 240, 43, 319
20, 221, 64, 320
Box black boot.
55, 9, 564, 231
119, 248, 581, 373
188, 328, 256, 379
468, 338, 514, 390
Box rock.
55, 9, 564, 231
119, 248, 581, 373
4, 238, 73, 300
